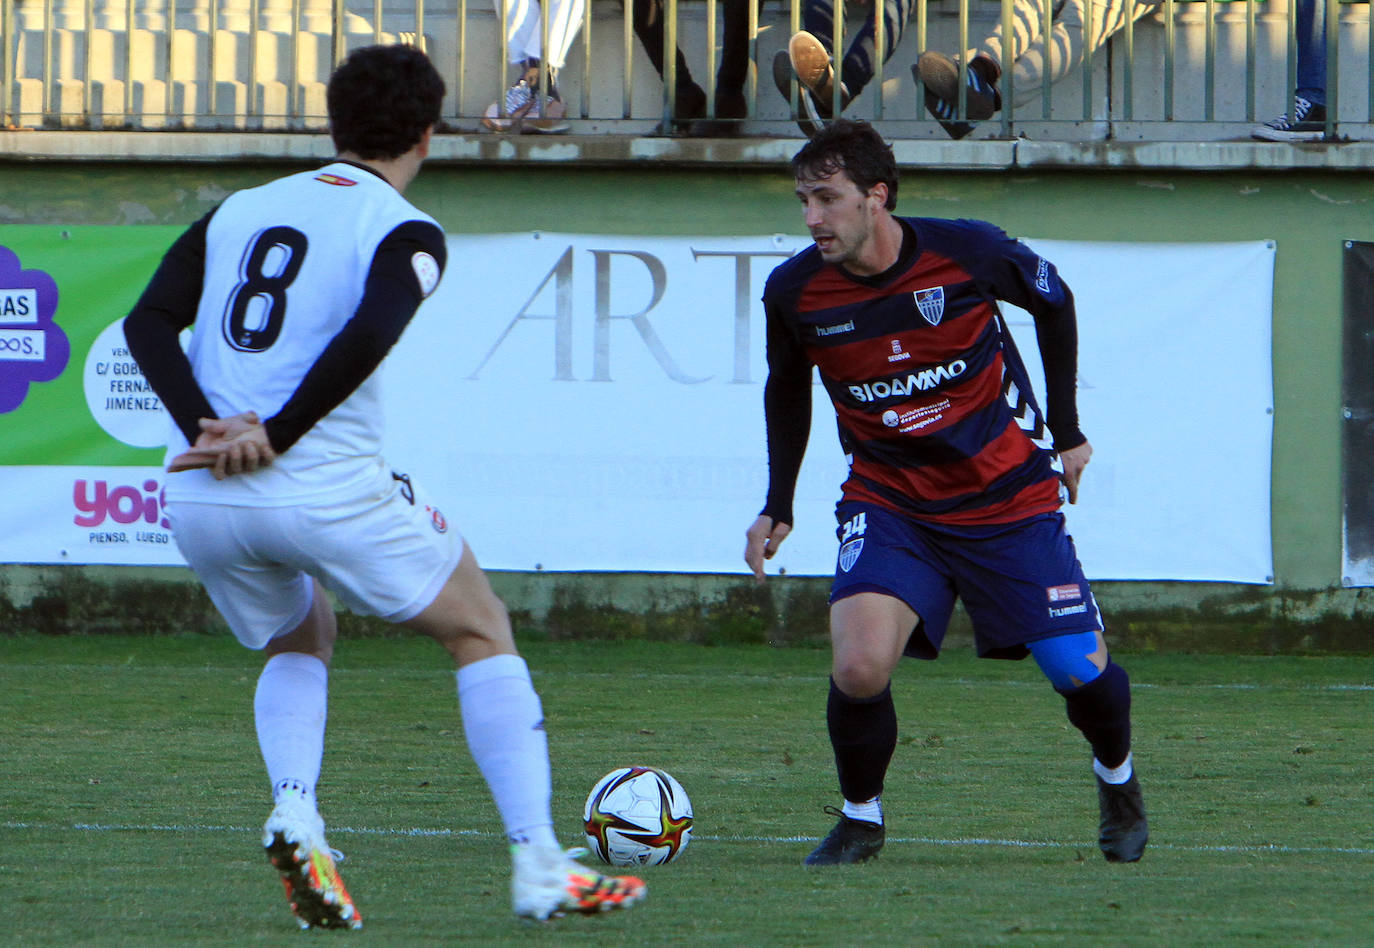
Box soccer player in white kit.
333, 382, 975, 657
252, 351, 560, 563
123, 44, 645, 930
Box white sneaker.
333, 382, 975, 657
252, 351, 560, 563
262, 797, 362, 930
510, 844, 647, 920
481, 74, 570, 134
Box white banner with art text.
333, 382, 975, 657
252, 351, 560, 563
0, 232, 1274, 582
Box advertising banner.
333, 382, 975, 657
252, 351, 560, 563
0, 228, 1274, 581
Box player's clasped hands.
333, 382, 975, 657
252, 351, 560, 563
167, 410, 278, 480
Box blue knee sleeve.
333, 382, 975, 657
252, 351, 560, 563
1028, 629, 1104, 691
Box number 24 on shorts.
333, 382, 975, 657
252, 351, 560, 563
841, 512, 867, 542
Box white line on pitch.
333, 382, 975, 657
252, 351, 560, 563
3, 822, 1370, 856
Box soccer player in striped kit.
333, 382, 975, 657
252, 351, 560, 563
124, 43, 644, 929
744, 119, 1147, 866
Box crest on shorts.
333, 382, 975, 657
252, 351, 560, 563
427, 505, 448, 534
913, 287, 945, 326
838, 538, 864, 572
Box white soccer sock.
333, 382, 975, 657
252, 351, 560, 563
1093, 752, 1134, 785
842, 796, 883, 825
457, 654, 559, 850
255, 652, 328, 808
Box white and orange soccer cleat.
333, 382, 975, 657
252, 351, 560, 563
510, 844, 647, 921
262, 798, 362, 930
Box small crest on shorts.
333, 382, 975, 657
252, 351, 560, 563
913, 287, 945, 326
427, 505, 448, 534
838, 538, 864, 573
1046, 583, 1082, 603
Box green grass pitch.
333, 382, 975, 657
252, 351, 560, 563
3, 634, 1373, 945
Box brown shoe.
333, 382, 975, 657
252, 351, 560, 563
788, 31, 850, 118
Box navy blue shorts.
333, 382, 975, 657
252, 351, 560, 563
829, 501, 1103, 661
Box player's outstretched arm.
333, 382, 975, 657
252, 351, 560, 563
744, 514, 792, 581
1058, 440, 1092, 504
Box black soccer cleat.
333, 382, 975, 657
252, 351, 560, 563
803, 806, 885, 866
1097, 773, 1149, 863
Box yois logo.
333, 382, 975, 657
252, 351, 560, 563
73, 479, 170, 529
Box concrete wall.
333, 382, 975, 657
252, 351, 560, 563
3, 154, 1374, 651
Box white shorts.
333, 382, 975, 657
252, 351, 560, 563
167, 468, 464, 649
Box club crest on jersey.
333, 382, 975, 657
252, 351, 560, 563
411, 252, 441, 298
427, 505, 448, 534
913, 287, 945, 326
838, 538, 864, 572
314, 173, 357, 187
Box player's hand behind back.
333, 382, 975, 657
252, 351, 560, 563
167, 411, 278, 480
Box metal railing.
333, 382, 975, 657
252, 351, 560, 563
0, 0, 1369, 140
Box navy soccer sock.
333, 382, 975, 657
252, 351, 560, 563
1059, 660, 1132, 769
827, 678, 897, 807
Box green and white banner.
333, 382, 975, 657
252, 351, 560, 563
0, 228, 1275, 581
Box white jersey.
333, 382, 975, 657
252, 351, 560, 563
163, 162, 440, 505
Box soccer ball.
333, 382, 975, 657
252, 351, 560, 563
583, 766, 693, 867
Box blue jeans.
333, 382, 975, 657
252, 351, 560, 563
1297, 0, 1328, 106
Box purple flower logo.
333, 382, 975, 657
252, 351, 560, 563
1, 245, 69, 414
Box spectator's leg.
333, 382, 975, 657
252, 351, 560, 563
631, 0, 708, 116
542, 0, 588, 72
1296, 0, 1327, 107
971, 0, 1057, 81
504, 0, 545, 64
835, 0, 915, 97
714, 0, 760, 112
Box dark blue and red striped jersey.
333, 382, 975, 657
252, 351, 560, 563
760, 216, 1084, 528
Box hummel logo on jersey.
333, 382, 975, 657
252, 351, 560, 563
816, 320, 855, 337
848, 359, 967, 403
914, 287, 944, 325
314, 173, 358, 187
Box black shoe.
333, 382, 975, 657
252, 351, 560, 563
1252, 96, 1330, 142
912, 52, 1000, 140
803, 805, 885, 865
689, 90, 748, 137
1097, 773, 1148, 863
651, 83, 707, 136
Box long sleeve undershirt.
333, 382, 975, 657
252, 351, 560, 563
125, 208, 446, 453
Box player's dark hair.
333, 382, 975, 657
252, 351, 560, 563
327, 44, 445, 160
790, 119, 899, 210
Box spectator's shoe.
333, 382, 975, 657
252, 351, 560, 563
511, 844, 647, 920
651, 82, 707, 137
772, 49, 849, 138
263, 798, 362, 930
483, 69, 570, 134
1097, 773, 1149, 863
915, 51, 1001, 140
789, 31, 851, 120
690, 89, 748, 137
803, 805, 885, 865
1252, 96, 1328, 142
